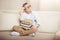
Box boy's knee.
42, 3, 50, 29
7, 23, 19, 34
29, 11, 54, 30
32, 28, 37, 33
12, 25, 18, 30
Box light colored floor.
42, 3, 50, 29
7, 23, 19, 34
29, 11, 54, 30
0, 31, 56, 40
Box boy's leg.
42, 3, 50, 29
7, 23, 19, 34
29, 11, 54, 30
12, 25, 37, 36
12, 25, 25, 35
21, 26, 38, 35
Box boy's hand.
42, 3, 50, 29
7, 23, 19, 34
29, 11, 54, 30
20, 7, 25, 16
31, 24, 40, 29
21, 7, 25, 12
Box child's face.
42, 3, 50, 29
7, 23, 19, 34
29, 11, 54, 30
24, 4, 32, 13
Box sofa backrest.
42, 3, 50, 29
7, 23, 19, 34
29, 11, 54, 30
0, 11, 60, 33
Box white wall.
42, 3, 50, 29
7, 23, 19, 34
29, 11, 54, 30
0, 0, 60, 11
0, 0, 27, 10
0, 1, 1, 9
28, 0, 60, 11
39, 0, 60, 11
29, 0, 40, 11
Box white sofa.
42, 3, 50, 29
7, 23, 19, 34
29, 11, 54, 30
0, 10, 60, 40
0, 11, 59, 33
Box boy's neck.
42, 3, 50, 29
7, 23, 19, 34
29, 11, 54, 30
26, 11, 32, 14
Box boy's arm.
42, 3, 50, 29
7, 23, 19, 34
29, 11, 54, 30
19, 7, 25, 16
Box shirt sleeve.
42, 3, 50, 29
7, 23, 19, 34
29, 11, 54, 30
33, 13, 40, 25
19, 15, 24, 20
19, 13, 25, 20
